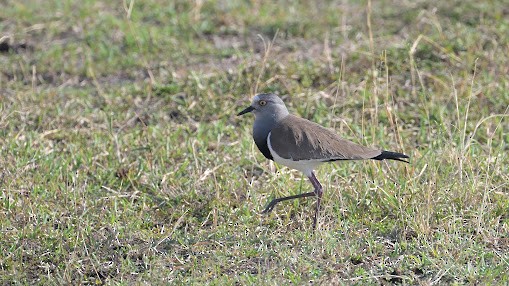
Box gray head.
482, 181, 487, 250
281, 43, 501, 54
237, 93, 289, 119
237, 93, 290, 160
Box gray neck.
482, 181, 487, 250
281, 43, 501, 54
252, 109, 289, 160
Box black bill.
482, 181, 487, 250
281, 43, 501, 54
237, 106, 255, 116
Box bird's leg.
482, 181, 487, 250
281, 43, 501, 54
308, 172, 323, 230
261, 171, 324, 229
261, 192, 315, 214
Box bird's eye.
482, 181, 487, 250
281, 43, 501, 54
259, 100, 267, 106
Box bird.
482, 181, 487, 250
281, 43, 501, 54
237, 93, 409, 229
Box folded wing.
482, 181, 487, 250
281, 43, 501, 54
269, 115, 382, 161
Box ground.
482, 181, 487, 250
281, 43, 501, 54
1, 0, 508, 284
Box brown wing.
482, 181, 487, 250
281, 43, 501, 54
270, 115, 381, 161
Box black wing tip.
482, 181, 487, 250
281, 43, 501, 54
372, 150, 410, 163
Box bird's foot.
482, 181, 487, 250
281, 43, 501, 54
261, 199, 280, 214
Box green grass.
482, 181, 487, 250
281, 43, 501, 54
1, 0, 508, 284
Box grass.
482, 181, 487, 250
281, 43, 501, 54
1, 0, 508, 284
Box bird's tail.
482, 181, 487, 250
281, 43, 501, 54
372, 150, 409, 163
